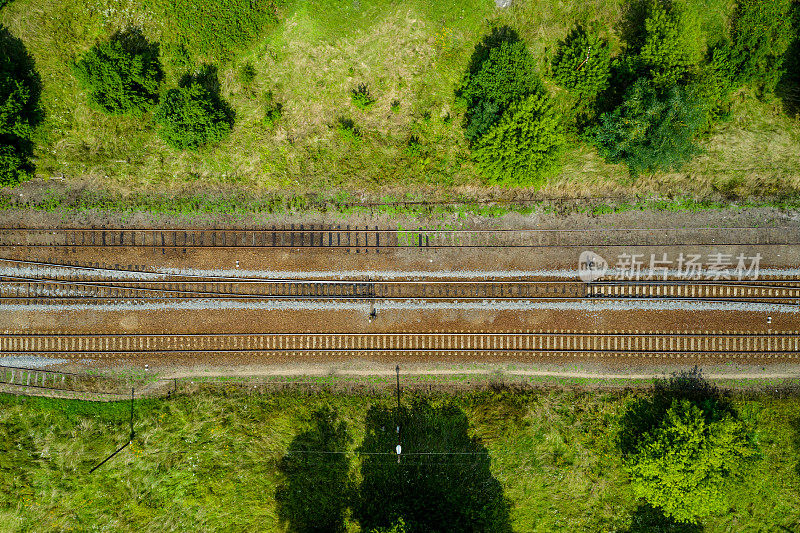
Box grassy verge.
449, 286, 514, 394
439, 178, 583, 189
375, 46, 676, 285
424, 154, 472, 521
1, 386, 798, 531
1, 0, 799, 201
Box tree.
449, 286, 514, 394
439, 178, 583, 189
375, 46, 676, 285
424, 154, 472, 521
0, 25, 41, 186
636, 0, 702, 88
458, 28, 542, 142
618, 369, 759, 525
154, 77, 233, 150
472, 92, 565, 187
727, 0, 795, 94
73, 29, 162, 114
275, 407, 354, 533
593, 77, 704, 173
624, 399, 758, 524
552, 25, 612, 99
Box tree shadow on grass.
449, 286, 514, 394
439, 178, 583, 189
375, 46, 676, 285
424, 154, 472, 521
354, 399, 512, 533
776, 5, 800, 118
625, 503, 704, 533
275, 406, 354, 533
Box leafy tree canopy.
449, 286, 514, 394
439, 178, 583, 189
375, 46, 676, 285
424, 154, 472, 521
552, 25, 612, 99
727, 0, 796, 93
618, 369, 759, 525
73, 29, 163, 115
593, 77, 704, 173
458, 27, 543, 142
624, 399, 758, 524
472, 92, 565, 187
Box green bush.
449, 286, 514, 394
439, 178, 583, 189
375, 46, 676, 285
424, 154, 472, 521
593, 77, 704, 173
154, 80, 233, 150
72, 30, 163, 114
0, 25, 40, 186
472, 92, 565, 187
0, 144, 24, 185
624, 399, 757, 524
351, 83, 375, 110
636, 0, 702, 87
552, 26, 611, 99
459, 31, 543, 142
727, 0, 795, 94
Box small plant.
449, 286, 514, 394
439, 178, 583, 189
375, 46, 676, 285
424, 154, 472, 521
351, 83, 375, 110
262, 90, 282, 129
403, 134, 423, 157
335, 117, 362, 144
238, 62, 256, 86
390, 99, 400, 113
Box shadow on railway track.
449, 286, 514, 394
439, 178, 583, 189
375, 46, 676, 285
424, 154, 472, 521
355, 399, 512, 533
275, 406, 354, 533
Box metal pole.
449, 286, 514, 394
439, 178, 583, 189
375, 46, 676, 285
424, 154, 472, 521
129, 387, 135, 441
396, 365, 401, 464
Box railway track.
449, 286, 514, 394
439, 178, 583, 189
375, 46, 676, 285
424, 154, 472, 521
2, 331, 799, 358
0, 364, 122, 394
2, 275, 800, 304
0, 225, 797, 249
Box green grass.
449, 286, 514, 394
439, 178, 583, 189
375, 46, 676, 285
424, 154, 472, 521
0, 0, 799, 202
1, 387, 799, 531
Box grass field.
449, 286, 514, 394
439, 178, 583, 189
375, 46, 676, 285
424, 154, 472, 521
1, 386, 798, 531
1, 0, 799, 203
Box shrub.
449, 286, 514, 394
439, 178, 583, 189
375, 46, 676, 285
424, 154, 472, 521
0, 144, 24, 186
552, 26, 612, 99
472, 92, 565, 187
154, 80, 233, 150
351, 83, 375, 110
459, 32, 543, 142
727, 0, 795, 93
335, 117, 361, 144
72, 29, 162, 114
262, 91, 282, 129
0, 25, 40, 186
636, 0, 702, 87
390, 99, 400, 113
238, 62, 256, 86
593, 77, 704, 173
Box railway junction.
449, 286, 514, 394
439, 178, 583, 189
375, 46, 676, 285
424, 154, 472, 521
1, 215, 799, 396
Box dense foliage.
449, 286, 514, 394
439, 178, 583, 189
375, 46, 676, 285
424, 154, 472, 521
472, 92, 565, 186
625, 399, 757, 524
726, 0, 796, 93
552, 26, 611, 99
458, 32, 542, 143
635, 0, 701, 87
154, 81, 233, 150
618, 371, 759, 524
72, 31, 162, 115
0, 26, 40, 186
593, 78, 704, 173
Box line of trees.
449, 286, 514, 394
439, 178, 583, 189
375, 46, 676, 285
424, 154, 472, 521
459, 0, 800, 185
